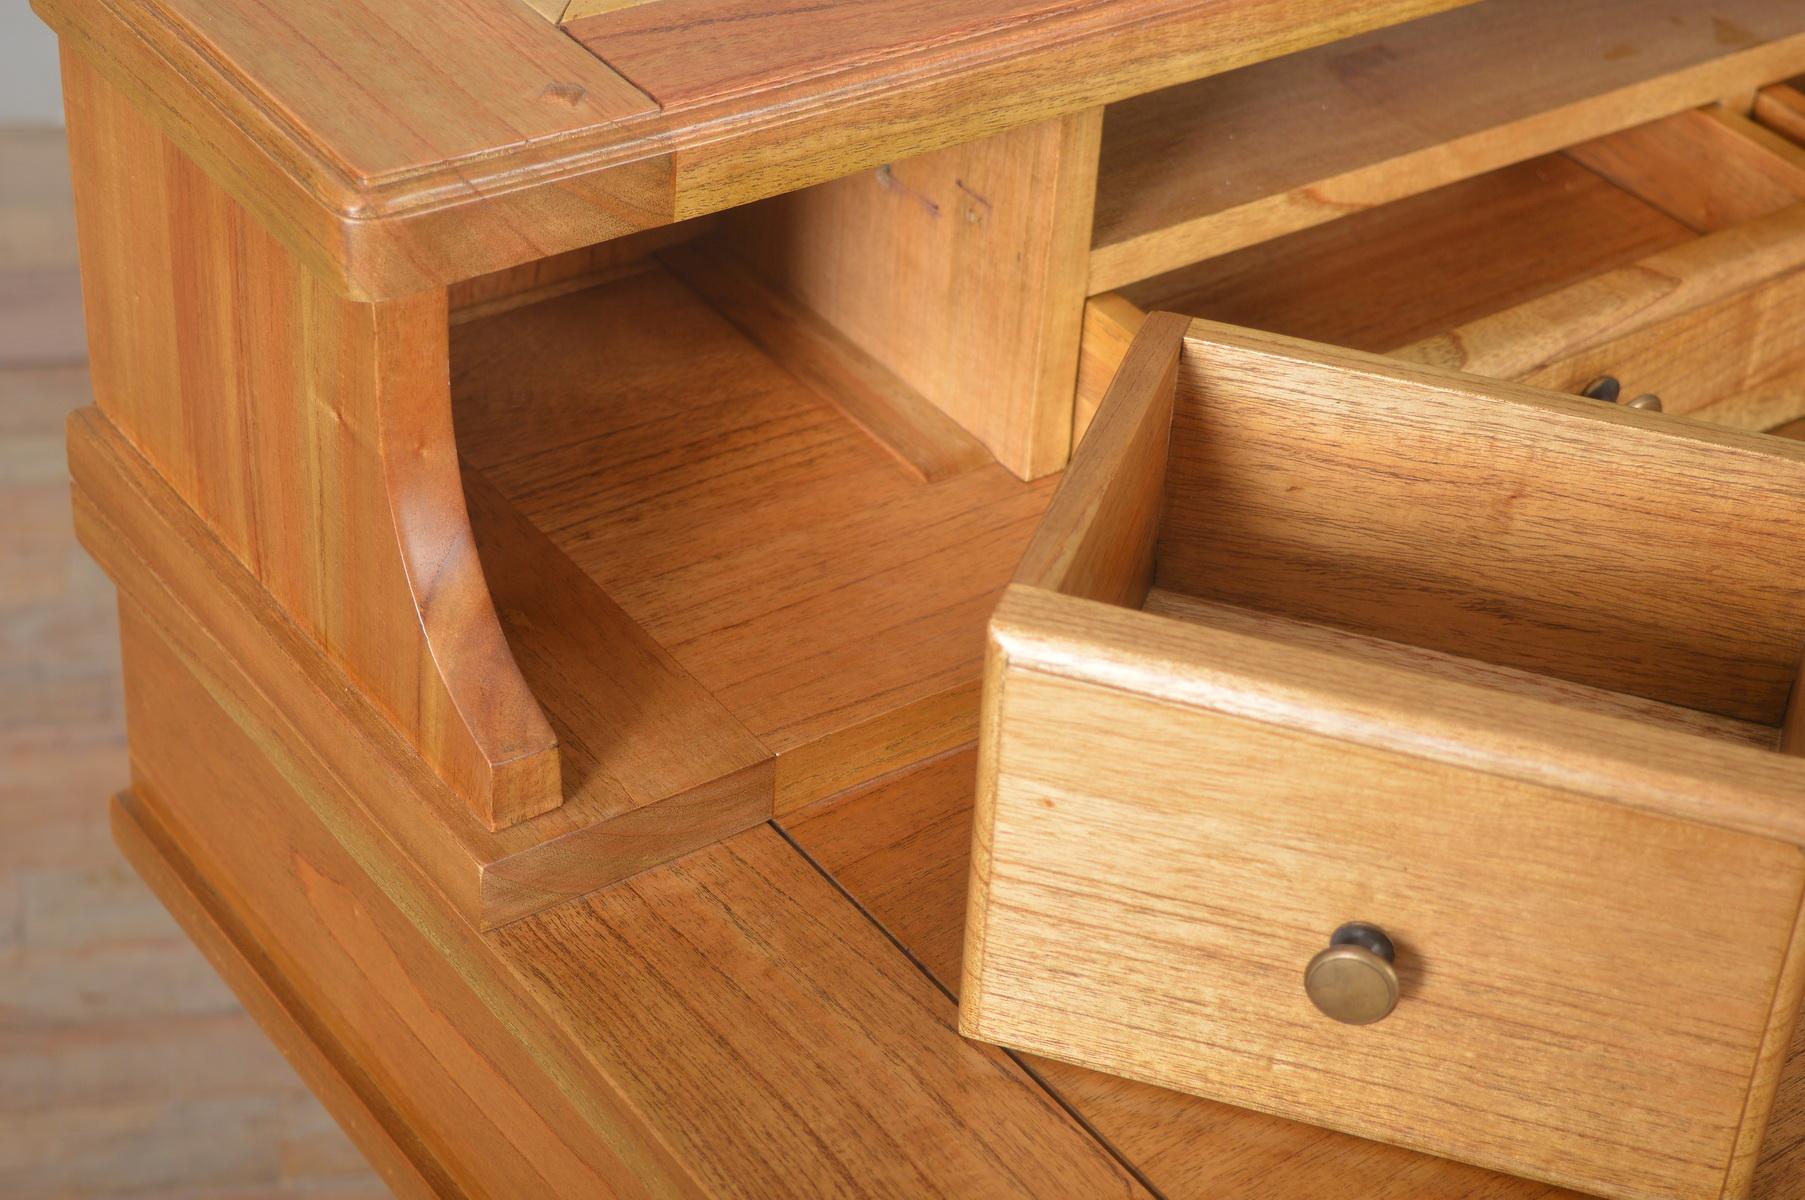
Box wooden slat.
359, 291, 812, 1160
1072, 292, 1144, 445
450, 265, 1058, 814
1014, 311, 1186, 606
1119, 154, 1695, 353
1091, 0, 1805, 292
1396, 201, 1805, 420
1567, 107, 1805, 232
1160, 322, 1805, 725
1757, 83, 1805, 143
1144, 588, 1780, 750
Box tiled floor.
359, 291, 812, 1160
0, 126, 388, 1200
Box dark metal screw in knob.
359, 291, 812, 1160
1581, 376, 1621, 403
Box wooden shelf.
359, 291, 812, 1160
1090, 0, 1805, 293
451, 258, 1057, 827
1078, 107, 1805, 439
1120, 154, 1696, 354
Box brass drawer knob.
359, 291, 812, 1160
1304, 922, 1398, 1025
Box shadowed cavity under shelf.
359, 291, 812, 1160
450, 261, 1057, 818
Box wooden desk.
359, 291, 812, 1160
33, 0, 1805, 1193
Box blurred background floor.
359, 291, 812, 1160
0, 127, 389, 1200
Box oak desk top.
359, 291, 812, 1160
31, 0, 1461, 297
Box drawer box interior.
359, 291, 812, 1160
962, 314, 1805, 1200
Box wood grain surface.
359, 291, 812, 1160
1013, 310, 1186, 607
61, 53, 560, 831
784, 744, 1805, 1199
36, 0, 672, 299
39, 0, 1454, 297
970, 620, 1805, 1198
1143, 589, 1781, 751
451, 265, 1058, 814
1072, 292, 1145, 444
567, 0, 1453, 111
1567, 107, 1805, 232
659, 242, 995, 483
113, 592, 1152, 1198
1092, 0, 1805, 291
1758, 82, 1805, 142
1159, 323, 1805, 725
729, 110, 1102, 480
0, 128, 383, 1200
1120, 155, 1695, 354
1082, 153, 1698, 436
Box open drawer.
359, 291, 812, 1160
1078, 97, 1805, 444
961, 313, 1805, 1200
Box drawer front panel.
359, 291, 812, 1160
967, 665, 1805, 1200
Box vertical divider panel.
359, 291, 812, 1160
728, 108, 1105, 480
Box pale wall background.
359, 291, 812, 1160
2, 4, 64, 125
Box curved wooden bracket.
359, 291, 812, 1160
370, 301, 562, 828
